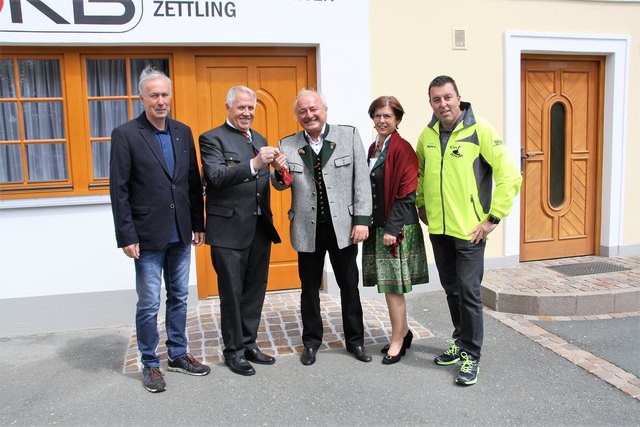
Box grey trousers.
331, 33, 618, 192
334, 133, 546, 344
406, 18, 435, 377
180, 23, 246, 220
429, 234, 485, 359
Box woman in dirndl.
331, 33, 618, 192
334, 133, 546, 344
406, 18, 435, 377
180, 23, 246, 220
362, 95, 429, 364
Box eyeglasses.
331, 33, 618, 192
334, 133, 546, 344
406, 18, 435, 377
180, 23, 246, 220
373, 113, 394, 120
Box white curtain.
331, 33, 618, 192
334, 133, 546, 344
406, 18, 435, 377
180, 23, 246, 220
0, 105, 22, 183
0, 60, 22, 183
88, 58, 168, 179
0, 57, 170, 184
87, 58, 127, 179
21, 60, 67, 182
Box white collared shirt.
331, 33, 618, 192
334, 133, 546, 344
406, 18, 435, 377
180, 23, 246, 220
369, 134, 391, 171
305, 124, 326, 154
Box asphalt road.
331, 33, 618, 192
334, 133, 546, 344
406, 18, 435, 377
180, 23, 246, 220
0, 291, 637, 426
532, 316, 640, 378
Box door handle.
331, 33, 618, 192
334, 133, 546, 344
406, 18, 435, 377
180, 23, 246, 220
520, 148, 539, 174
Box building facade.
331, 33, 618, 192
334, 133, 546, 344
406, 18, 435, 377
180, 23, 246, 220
1, 0, 638, 335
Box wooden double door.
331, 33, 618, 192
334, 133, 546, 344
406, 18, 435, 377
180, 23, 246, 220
520, 56, 603, 261
191, 48, 316, 297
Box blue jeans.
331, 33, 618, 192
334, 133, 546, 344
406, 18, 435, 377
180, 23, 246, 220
134, 242, 191, 368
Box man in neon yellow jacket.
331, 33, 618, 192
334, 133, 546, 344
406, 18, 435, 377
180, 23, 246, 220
416, 75, 522, 386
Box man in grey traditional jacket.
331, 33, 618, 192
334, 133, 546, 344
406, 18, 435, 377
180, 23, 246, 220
271, 90, 372, 366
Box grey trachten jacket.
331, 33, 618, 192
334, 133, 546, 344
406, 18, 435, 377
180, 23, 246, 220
271, 124, 372, 252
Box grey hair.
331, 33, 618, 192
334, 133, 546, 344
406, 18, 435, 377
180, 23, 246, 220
138, 66, 171, 95
294, 89, 327, 112
226, 85, 256, 107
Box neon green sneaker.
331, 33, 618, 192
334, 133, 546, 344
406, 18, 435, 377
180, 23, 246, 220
434, 339, 461, 365
456, 352, 479, 385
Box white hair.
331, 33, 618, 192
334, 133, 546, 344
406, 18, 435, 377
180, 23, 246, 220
226, 85, 256, 107
138, 66, 171, 95
294, 89, 327, 111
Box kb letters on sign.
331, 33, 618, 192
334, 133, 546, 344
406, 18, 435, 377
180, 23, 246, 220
7, 0, 136, 25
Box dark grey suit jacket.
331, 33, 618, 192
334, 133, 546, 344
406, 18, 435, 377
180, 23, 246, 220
109, 112, 204, 250
199, 123, 280, 249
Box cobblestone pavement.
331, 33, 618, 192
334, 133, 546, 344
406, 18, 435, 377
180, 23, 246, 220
124, 291, 433, 374
485, 256, 640, 294
482, 256, 640, 315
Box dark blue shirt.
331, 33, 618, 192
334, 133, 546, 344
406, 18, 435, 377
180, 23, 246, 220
154, 125, 180, 243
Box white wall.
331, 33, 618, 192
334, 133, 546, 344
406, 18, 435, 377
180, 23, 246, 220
1, 199, 134, 298
0, 0, 371, 301
0, 0, 372, 141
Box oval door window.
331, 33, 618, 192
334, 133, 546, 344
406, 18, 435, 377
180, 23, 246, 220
549, 102, 566, 208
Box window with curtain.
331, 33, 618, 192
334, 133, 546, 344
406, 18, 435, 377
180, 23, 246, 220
0, 58, 68, 185
0, 50, 172, 198
86, 57, 170, 180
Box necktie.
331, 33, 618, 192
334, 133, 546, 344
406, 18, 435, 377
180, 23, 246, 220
243, 131, 258, 156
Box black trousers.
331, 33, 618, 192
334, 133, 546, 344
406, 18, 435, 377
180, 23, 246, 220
429, 233, 485, 359
298, 222, 365, 350
211, 220, 271, 359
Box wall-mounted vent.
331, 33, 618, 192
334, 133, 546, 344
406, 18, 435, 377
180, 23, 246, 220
453, 28, 466, 50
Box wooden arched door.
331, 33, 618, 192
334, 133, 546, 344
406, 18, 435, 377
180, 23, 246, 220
193, 48, 316, 297
520, 56, 602, 261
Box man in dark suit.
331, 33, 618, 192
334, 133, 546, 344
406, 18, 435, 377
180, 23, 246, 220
199, 86, 281, 376
110, 67, 210, 393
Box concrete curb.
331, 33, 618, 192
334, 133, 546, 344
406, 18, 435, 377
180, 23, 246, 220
482, 284, 640, 316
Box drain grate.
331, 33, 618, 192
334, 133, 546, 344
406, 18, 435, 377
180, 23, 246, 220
546, 261, 630, 277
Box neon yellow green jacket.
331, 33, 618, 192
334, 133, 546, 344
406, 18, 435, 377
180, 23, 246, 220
416, 103, 522, 240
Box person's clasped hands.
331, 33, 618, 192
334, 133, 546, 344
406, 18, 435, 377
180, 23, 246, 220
253, 146, 280, 169
272, 151, 287, 171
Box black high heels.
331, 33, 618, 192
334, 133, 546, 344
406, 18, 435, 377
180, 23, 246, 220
381, 329, 413, 354
382, 340, 407, 365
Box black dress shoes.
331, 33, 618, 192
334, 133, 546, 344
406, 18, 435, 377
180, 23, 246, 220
224, 356, 255, 376
381, 330, 413, 354
245, 348, 276, 365
300, 347, 317, 366
382, 352, 402, 365
382, 341, 407, 365
348, 345, 372, 363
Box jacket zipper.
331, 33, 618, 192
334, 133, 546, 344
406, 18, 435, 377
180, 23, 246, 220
470, 194, 481, 222
440, 156, 446, 233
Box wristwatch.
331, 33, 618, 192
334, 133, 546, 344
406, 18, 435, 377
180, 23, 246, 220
487, 214, 501, 225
